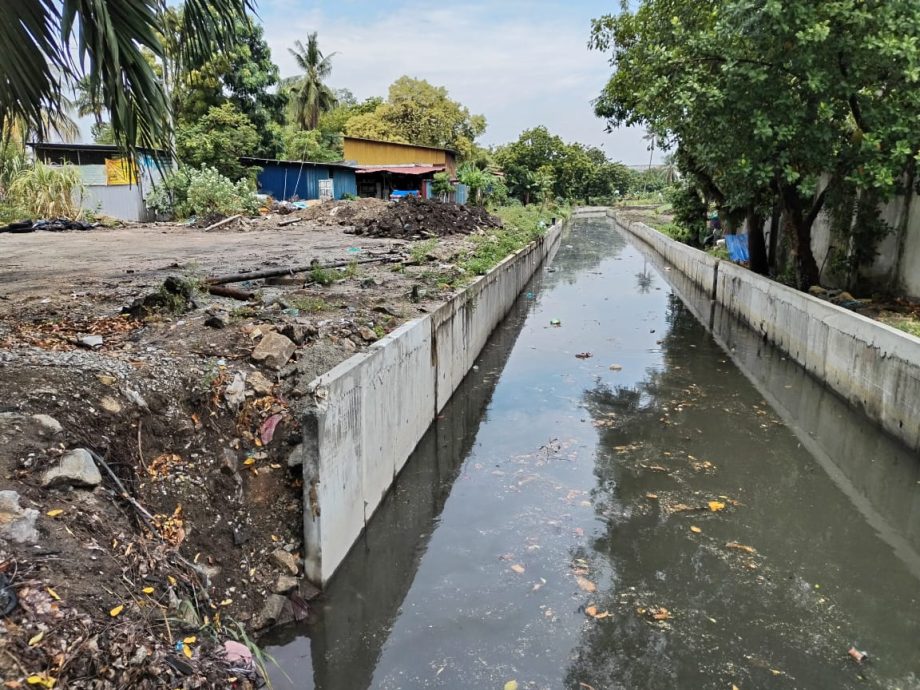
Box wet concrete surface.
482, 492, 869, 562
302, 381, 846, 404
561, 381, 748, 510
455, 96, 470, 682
264, 216, 920, 689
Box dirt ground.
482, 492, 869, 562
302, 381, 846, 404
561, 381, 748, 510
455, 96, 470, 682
0, 202, 489, 687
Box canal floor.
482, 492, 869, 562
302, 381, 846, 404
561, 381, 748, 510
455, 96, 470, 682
265, 216, 920, 689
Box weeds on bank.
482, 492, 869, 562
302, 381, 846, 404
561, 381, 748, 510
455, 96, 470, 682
288, 296, 332, 313
458, 205, 563, 277
409, 238, 438, 264
309, 266, 335, 286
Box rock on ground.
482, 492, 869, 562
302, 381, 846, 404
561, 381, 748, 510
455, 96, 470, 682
271, 547, 300, 575
41, 448, 102, 488
0, 490, 39, 543
251, 332, 296, 370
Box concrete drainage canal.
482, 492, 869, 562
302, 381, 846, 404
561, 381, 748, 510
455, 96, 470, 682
264, 214, 920, 689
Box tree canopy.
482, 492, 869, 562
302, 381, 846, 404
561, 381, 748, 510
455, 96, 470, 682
345, 77, 487, 158
495, 126, 632, 205
591, 0, 920, 285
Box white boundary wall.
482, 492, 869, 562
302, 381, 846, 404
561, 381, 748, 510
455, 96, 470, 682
301, 219, 565, 585
610, 210, 920, 452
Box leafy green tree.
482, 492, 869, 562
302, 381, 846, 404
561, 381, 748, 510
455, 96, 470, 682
591, 0, 920, 285
281, 127, 342, 162
285, 33, 337, 131
177, 17, 285, 158
318, 96, 383, 136
345, 77, 486, 158
432, 171, 453, 201
1, 0, 252, 158
176, 102, 259, 180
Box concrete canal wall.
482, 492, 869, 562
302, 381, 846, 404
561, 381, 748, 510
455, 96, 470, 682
610, 211, 920, 453
301, 217, 566, 585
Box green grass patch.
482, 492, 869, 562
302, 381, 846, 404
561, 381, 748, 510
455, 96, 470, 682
458, 205, 564, 277
289, 296, 333, 313
309, 267, 335, 286
409, 238, 438, 264
880, 315, 920, 339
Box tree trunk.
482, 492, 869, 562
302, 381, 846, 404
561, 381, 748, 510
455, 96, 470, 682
780, 186, 824, 289
746, 208, 769, 275
767, 199, 781, 272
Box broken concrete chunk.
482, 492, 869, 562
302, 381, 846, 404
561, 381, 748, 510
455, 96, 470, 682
358, 326, 378, 342
32, 414, 63, 437
246, 371, 274, 396
273, 574, 299, 594
252, 593, 288, 630
0, 490, 39, 544
220, 448, 239, 476
271, 547, 300, 575
286, 443, 304, 468
41, 448, 102, 489
251, 332, 296, 370
224, 372, 246, 407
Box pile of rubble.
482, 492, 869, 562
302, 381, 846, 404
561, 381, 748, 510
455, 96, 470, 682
353, 196, 502, 239
296, 198, 389, 227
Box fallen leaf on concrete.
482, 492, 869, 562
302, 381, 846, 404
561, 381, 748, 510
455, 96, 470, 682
46, 588, 60, 601
690, 526, 702, 534
25, 675, 56, 688
708, 500, 726, 512
511, 564, 525, 574
141, 587, 154, 595
645, 493, 658, 500
28, 632, 44, 646
109, 604, 124, 617
504, 681, 519, 690
576, 576, 597, 593
46, 509, 63, 517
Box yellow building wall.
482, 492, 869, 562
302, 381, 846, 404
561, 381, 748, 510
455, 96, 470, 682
343, 138, 454, 171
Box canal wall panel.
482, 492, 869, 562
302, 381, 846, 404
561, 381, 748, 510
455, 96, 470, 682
609, 210, 920, 452
302, 220, 565, 585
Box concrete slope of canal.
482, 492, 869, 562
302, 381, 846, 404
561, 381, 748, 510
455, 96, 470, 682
265, 215, 920, 690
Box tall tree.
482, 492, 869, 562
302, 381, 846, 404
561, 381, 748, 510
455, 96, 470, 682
285, 33, 337, 131
177, 17, 285, 157
0, 0, 253, 158
345, 77, 486, 158
591, 0, 920, 287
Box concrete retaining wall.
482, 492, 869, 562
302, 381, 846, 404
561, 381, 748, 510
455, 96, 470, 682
610, 210, 920, 453
301, 219, 565, 585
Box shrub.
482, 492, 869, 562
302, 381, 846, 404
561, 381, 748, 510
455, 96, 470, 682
146, 166, 260, 219
666, 181, 707, 246
8, 162, 84, 219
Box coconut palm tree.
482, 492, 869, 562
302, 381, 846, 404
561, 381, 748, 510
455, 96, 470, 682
286, 33, 337, 131
0, 0, 252, 156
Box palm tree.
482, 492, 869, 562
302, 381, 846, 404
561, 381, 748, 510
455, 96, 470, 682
0, 0, 252, 157
73, 76, 105, 127
286, 33, 337, 131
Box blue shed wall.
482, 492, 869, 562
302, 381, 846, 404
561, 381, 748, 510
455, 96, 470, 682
256, 164, 356, 201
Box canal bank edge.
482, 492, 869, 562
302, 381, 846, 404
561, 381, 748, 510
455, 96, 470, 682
609, 210, 920, 453
299, 214, 568, 585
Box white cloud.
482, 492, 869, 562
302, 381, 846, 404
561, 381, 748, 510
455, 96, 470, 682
260, 1, 657, 164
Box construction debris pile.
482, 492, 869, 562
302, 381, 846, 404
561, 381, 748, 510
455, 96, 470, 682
296, 198, 388, 226
352, 196, 502, 239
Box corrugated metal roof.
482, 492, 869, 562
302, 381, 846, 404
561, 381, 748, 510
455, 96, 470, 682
355, 165, 444, 175
343, 136, 456, 155
239, 156, 357, 171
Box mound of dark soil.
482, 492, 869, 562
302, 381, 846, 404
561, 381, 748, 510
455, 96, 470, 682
353, 197, 502, 238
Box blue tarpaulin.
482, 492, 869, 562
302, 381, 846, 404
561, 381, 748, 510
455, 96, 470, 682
725, 234, 750, 262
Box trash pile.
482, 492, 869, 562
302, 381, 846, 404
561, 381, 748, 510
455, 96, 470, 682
352, 196, 502, 238
0, 218, 96, 233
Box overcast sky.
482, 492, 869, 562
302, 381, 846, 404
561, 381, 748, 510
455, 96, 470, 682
258, 0, 658, 165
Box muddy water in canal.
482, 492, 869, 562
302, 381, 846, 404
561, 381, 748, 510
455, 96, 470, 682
265, 216, 920, 689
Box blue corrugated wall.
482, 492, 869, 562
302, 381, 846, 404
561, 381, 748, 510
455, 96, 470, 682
256, 164, 356, 201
